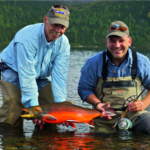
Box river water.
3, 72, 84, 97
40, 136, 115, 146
0, 47, 150, 150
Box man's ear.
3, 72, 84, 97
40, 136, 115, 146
43, 16, 47, 24
128, 37, 132, 47
105, 38, 108, 47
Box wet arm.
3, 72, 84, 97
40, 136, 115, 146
85, 94, 111, 119
78, 59, 98, 102
16, 43, 39, 108
78, 59, 111, 119
85, 94, 102, 107
51, 39, 70, 102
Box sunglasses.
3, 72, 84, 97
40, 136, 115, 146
53, 4, 70, 12
110, 24, 127, 32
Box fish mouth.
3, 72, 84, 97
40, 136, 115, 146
20, 109, 35, 118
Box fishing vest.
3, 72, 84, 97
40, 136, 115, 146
94, 50, 147, 129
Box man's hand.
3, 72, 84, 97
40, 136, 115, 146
127, 101, 145, 112
96, 103, 112, 119
30, 106, 44, 126
33, 119, 45, 126
58, 121, 71, 127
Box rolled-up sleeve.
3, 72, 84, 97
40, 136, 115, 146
51, 38, 70, 102
16, 43, 39, 108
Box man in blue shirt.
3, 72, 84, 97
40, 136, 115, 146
78, 21, 150, 134
0, 4, 70, 127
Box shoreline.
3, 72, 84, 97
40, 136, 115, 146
0, 43, 150, 50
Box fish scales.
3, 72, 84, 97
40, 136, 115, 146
41, 103, 101, 124
42, 103, 100, 115
21, 102, 116, 129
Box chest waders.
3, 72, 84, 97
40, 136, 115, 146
93, 51, 148, 133
0, 62, 55, 127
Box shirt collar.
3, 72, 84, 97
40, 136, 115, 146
105, 48, 133, 67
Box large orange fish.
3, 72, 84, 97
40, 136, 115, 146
20, 102, 116, 129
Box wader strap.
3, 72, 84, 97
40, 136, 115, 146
102, 50, 137, 80
102, 51, 107, 81
131, 50, 137, 80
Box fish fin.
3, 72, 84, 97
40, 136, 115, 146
42, 114, 57, 121
63, 101, 75, 105
66, 120, 78, 129
68, 122, 77, 129
67, 119, 80, 123
40, 124, 43, 130
85, 123, 95, 128
85, 119, 95, 128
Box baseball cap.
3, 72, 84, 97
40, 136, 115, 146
106, 21, 129, 38
47, 4, 70, 28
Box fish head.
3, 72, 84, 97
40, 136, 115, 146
20, 106, 43, 119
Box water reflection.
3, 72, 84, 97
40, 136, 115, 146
0, 125, 150, 150
0, 48, 150, 149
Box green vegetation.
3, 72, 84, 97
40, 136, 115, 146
0, 1, 150, 49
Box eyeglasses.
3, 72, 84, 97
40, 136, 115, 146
110, 24, 127, 32
53, 4, 70, 12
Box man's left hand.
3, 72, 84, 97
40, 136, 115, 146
127, 101, 145, 112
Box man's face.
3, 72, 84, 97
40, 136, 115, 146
106, 35, 132, 65
44, 16, 67, 42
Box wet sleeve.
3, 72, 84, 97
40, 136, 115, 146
78, 59, 98, 102
16, 43, 39, 108
51, 39, 70, 102
139, 56, 150, 91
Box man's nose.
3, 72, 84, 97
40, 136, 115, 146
55, 26, 62, 32
114, 41, 120, 47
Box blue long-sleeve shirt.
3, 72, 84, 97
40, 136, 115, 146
0, 23, 70, 107
78, 49, 150, 101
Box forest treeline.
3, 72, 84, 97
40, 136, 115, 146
0, 1, 150, 48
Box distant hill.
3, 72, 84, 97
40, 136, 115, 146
0, 1, 150, 48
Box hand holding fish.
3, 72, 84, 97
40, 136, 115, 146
22, 106, 45, 127
96, 102, 114, 119
33, 119, 45, 126
20, 102, 116, 129
31, 106, 70, 127
33, 117, 71, 128
58, 121, 74, 127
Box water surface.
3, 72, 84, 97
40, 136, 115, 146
0, 47, 150, 150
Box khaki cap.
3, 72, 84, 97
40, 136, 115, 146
106, 21, 129, 38
47, 4, 70, 28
